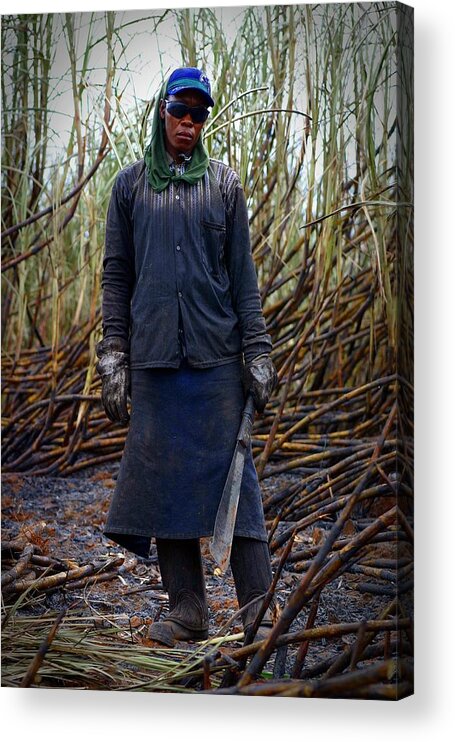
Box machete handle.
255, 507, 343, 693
237, 394, 256, 447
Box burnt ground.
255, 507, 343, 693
1, 464, 392, 679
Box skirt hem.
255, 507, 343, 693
104, 527, 268, 542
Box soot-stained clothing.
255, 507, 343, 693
101, 157, 272, 367
104, 359, 268, 550
102, 155, 271, 550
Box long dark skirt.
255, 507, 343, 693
104, 359, 268, 557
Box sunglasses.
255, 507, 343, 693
164, 99, 210, 124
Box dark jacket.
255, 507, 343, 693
101, 157, 272, 368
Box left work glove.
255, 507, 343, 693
95, 337, 130, 425
243, 354, 278, 413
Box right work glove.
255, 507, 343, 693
243, 353, 278, 413
95, 337, 130, 425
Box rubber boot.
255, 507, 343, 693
230, 536, 275, 642
148, 538, 209, 647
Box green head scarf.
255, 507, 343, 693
144, 77, 210, 193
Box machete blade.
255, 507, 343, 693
209, 443, 248, 572
209, 395, 256, 572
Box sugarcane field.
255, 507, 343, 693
1, 5, 414, 698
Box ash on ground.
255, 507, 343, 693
2, 464, 393, 679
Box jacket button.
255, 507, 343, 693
176, 245, 181, 251
178, 291, 183, 297
175, 194, 180, 200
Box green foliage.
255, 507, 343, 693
1, 4, 412, 389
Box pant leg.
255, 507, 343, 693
155, 538, 208, 627
229, 536, 274, 628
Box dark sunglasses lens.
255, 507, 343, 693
191, 107, 209, 123
166, 102, 187, 119
167, 102, 209, 123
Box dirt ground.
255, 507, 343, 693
1, 463, 393, 677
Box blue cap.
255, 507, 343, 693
166, 67, 214, 108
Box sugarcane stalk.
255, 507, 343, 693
4, 556, 124, 596
20, 608, 67, 687
1, 544, 35, 587
290, 588, 321, 678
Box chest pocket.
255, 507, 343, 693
201, 219, 227, 279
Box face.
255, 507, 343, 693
159, 90, 208, 160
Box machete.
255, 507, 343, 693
209, 394, 256, 572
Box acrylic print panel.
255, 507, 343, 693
1, 2, 413, 699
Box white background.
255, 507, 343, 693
1, 0, 454, 739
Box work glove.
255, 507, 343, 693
243, 353, 278, 413
95, 337, 130, 425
